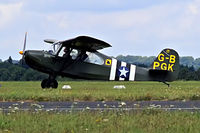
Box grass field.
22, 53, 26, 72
0, 110, 199, 133
0, 81, 200, 133
0, 81, 199, 101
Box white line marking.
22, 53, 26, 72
129, 65, 136, 81
109, 58, 117, 80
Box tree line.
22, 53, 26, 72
0, 56, 200, 81
0, 58, 48, 81
116, 55, 200, 70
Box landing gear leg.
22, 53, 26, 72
41, 75, 58, 89
162, 81, 170, 87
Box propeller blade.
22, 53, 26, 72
19, 32, 27, 65
23, 32, 27, 53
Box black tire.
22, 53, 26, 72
41, 79, 50, 89
50, 80, 58, 89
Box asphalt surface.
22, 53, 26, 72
1, 100, 200, 112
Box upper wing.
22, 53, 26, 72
60, 36, 112, 51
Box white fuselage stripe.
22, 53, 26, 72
119, 62, 127, 81
129, 65, 136, 81
109, 58, 117, 80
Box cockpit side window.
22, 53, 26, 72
56, 47, 103, 64
57, 46, 80, 60
47, 43, 61, 55
54, 43, 61, 54
70, 49, 79, 60
58, 47, 66, 57
84, 52, 104, 65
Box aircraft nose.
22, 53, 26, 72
24, 50, 42, 64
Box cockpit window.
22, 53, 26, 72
84, 52, 104, 65
53, 43, 62, 55
56, 46, 104, 65
57, 46, 80, 60
58, 47, 66, 57
46, 43, 61, 55
70, 49, 79, 60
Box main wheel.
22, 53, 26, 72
41, 79, 50, 89
41, 79, 58, 89
50, 80, 58, 89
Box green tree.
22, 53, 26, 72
0, 68, 10, 81
21, 69, 48, 81
7, 56, 13, 64
180, 56, 194, 67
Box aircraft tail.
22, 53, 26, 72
149, 48, 179, 82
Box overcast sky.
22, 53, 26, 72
0, 0, 200, 60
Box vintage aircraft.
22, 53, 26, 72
19, 33, 179, 88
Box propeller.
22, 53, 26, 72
19, 32, 27, 65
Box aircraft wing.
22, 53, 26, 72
60, 36, 112, 51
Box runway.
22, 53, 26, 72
1, 100, 200, 112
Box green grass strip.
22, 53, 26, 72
0, 110, 199, 133
0, 81, 199, 101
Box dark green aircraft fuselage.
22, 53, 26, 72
24, 49, 178, 82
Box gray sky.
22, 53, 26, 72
0, 0, 200, 60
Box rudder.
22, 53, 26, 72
150, 48, 179, 81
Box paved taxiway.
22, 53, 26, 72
1, 100, 200, 112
